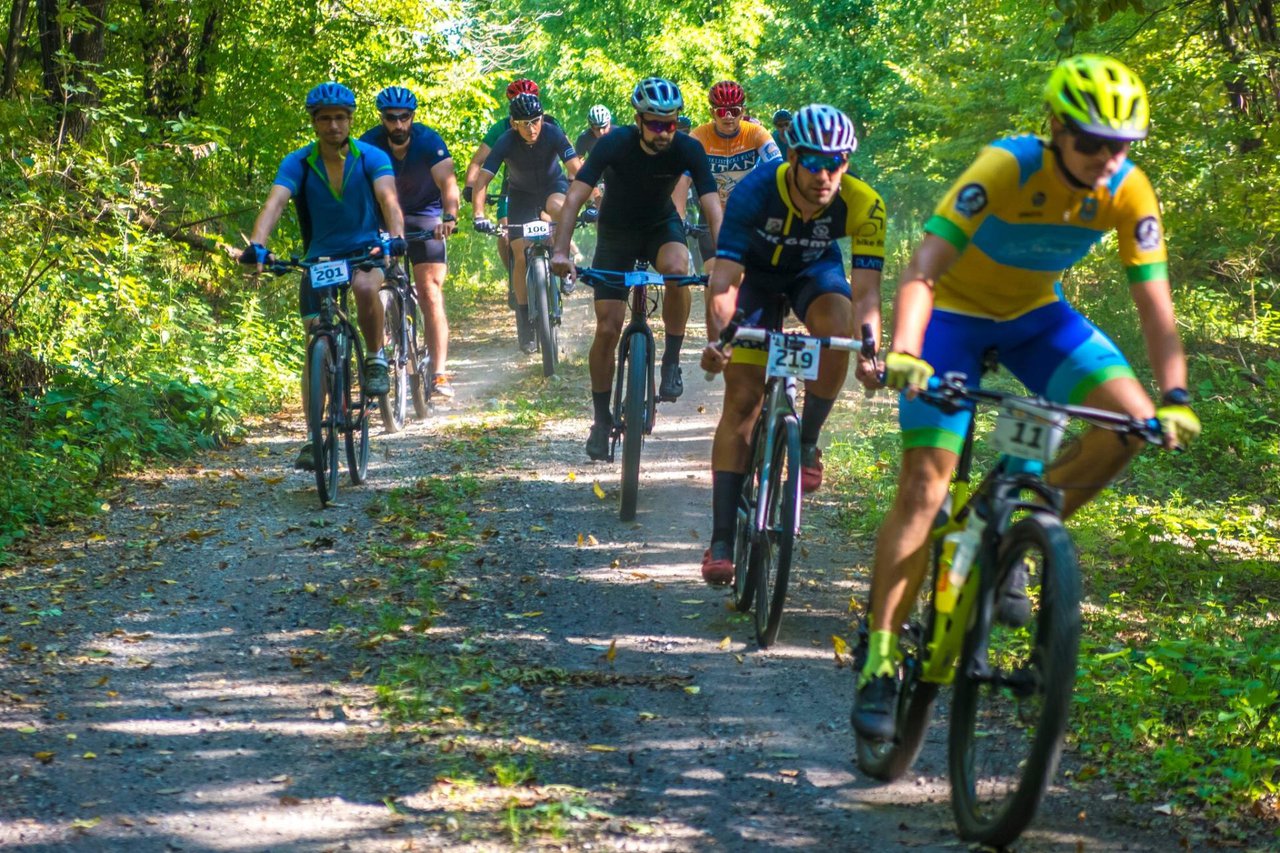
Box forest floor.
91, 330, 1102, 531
0, 289, 1232, 851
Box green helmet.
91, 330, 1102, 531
1044, 54, 1149, 141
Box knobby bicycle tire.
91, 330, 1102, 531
753, 413, 800, 647
732, 415, 767, 613
307, 336, 339, 506
378, 288, 407, 434
345, 330, 370, 485
528, 255, 558, 377
407, 296, 430, 420
619, 333, 648, 521
949, 510, 1080, 847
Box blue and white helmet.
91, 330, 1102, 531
375, 85, 417, 112
588, 104, 612, 127
630, 77, 683, 118
305, 82, 356, 114
786, 104, 857, 155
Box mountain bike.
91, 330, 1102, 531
713, 316, 875, 647
854, 363, 1166, 847
377, 229, 432, 433
575, 266, 707, 521
478, 220, 570, 377
268, 250, 385, 506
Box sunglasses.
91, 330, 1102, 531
642, 119, 677, 134
713, 106, 744, 119
512, 116, 543, 128
381, 111, 414, 124
796, 151, 847, 174
1071, 129, 1130, 156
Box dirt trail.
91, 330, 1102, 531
1, 290, 1183, 850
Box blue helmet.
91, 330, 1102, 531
305, 82, 356, 114
375, 85, 417, 112
509, 93, 543, 120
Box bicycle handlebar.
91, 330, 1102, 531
574, 267, 708, 288
263, 247, 388, 277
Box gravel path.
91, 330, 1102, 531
0, 290, 1187, 851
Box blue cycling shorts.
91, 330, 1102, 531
736, 252, 851, 329
899, 300, 1136, 453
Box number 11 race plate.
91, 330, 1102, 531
766, 334, 820, 380
990, 403, 1068, 463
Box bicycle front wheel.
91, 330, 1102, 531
949, 510, 1080, 847
378, 289, 407, 434
307, 336, 339, 506
732, 416, 766, 613
618, 333, 648, 522
528, 258, 558, 377
407, 295, 430, 420
345, 332, 370, 486
753, 413, 800, 647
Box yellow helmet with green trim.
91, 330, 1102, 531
1044, 54, 1149, 140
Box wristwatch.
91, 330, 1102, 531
441, 213, 457, 223
1161, 388, 1191, 406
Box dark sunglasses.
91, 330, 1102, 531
796, 151, 847, 174
714, 106, 744, 119
381, 111, 414, 124
643, 119, 677, 134
1071, 129, 1130, 156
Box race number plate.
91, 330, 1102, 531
623, 270, 663, 288
767, 334, 820, 380
521, 220, 550, 239
310, 259, 350, 289
990, 401, 1068, 463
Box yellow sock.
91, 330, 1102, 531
859, 630, 899, 687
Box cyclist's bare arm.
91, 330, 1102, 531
564, 155, 584, 181
471, 169, 497, 214
249, 185, 293, 248
463, 143, 491, 194
672, 174, 693, 218
431, 158, 460, 238
1130, 278, 1188, 396
552, 181, 593, 259
372, 175, 405, 238
705, 258, 745, 342
851, 266, 884, 388
697, 190, 724, 246
892, 233, 958, 355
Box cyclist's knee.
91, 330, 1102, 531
722, 377, 764, 422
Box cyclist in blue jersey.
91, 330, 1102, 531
771, 109, 792, 158
699, 104, 885, 583
361, 85, 461, 398
473, 93, 583, 353
241, 82, 406, 469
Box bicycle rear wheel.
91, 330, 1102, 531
618, 333, 648, 521
345, 332, 370, 485
949, 510, 1080, 847
307, 336, 339, 506
378, 289, 407, 434
528, 256, 558, 377
732, 416, 766, 613
753, 413, 800, 647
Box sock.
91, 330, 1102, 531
859, 630, 900, 687
662, 334, 684, 367
592, 390, 611, 426
375, 347, 386, 360
800, 393, 836, 446
711, 470, 746, 545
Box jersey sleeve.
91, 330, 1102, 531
751, 124, 782, 162
482, 132, 513, 175
482, 119, 508, 148
685, 137, 718, 199
1112, 166, 1168, 284
841, 177, 887, 271
359, 142, 394, 179
420, 126, 451, 166
272, 149, 306, 194
574, 128, 622, 187
923, 145, 1019, 252
552, 125, 576, 161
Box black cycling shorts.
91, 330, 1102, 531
507, 179, 570, 228
590, 215, 687, 301
405, 216, 447, 265
297, 252, 383, 319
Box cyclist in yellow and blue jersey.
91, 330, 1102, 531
699, 104, 885, 584
852, 55, 1202, 741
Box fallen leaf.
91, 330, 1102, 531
280, 795, 303, 806
263, 475, 286, 485
81, 752, 97, 760
680, 599, 704, 605
587, 534, 599, 546
637, 712, 659, 722
717, 637, 731, 650
70, 817, 101, 831
683, 686, 701, 695
605, 639, 617, 664
34, 751, 55, 763
1153, 803, 1174, 815
587, 744, 617, 752
780, 769, 800, 778
17, 726, 37, 734
155, 788, 183, 795
593, 481, 606, 500
576, 533, 584, 547
567, 471, 577, 482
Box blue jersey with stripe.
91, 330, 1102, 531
273, 140, 393, 260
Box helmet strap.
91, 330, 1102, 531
1047, 141, 1094, 191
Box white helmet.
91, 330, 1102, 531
786, 104, 858, 155
630, 77, 683, 118
588, 104, 612, 127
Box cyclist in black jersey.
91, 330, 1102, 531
550, 77, 723, 461
474, 93, 583, 353
575, 104, 612, 159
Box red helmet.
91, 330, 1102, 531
709, 80, 745, 108
506, 78, 539, 100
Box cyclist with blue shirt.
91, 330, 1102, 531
699, 104, 886, 583
851, 56, 1201, 740
360, 85, 461, 398
241, 82, 406, 469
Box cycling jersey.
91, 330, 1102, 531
359, 122, 451, 226
925, 134, 1167, 320
575, 127, 716, 229
689, 121, 781, 205
273, 139, 393, 260
716, 161, 886, 273
482, 123, 576, 199
575, 127, 608, 159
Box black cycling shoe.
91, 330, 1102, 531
293, 442, 315, 472
851, 674, 900, 742
585, 422, 611, 461
657, 363, 684, 401
996, 557, 1033, 628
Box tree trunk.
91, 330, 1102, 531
62, 0, 108, 143
1, 0, 32, 97
35, 0, 59, 101
138, 0, 219, 120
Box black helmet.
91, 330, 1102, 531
509, 93, 543, 121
